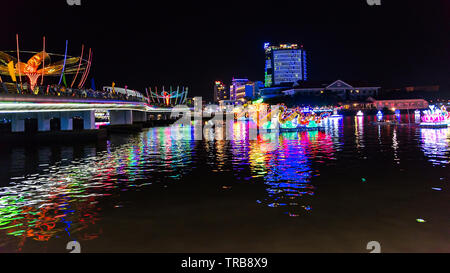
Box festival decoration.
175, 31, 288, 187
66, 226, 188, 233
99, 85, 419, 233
0, 37, 90, 92
260, 104, 330, 131
330, 108, 343, 119
7, 61, 16, 82
421, 105, 449, 127
58, 40, 68, 86
148, 86, 188, 106
376, 111, 383, 121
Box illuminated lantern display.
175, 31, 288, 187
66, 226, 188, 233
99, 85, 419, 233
376, 110, 383, 121
420, 105, 450, 128
260, 104, 330, 131
147, 86, 188, 106
0, 37, 91, 92
330, 108, 343, 119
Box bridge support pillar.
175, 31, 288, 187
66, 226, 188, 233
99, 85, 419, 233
110, 110, 133, 125
38, 113, 51, 132
11, 115, 25, 132
132, 111, 147, 123
83, 111, 96, 130
60, 112, 73, 131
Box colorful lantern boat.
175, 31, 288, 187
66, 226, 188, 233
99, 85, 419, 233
420, 105, 449, 128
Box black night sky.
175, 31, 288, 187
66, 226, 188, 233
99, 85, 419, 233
3, 0, 450, 100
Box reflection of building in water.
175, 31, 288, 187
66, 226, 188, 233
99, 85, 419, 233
420, 128, 450, 166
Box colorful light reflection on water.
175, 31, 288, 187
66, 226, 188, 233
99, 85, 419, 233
239, 129, 336, 216
0, 116, 449, 252
0, 126, 194, 251
420, 127, 450, 166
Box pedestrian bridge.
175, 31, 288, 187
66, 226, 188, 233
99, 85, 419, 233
0, 94, 174, 113
0, 94, 177, 132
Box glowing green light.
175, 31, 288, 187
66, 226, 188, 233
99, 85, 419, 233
307, 120, 318, 128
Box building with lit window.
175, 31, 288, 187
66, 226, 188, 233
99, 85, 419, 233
230, 78, 262, 102
264, 43, 307, 88
282, 80, 380, 101
214, 81, 228, 102
372, 99, 429, 110
230, 78, 248, 101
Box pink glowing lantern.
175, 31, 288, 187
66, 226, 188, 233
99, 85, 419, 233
421, 105, 449, 124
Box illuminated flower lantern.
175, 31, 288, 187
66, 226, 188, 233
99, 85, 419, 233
261, 104, 328, 131
420, 105, 449, 128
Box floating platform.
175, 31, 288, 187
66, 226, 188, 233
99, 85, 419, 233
264, 126, 324, 133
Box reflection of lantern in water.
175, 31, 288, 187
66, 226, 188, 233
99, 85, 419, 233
420, 128, 450, 166
421, 105, 450, 126
246, 130, 335, 216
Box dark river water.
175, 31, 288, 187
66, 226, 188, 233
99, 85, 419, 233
0, 115, 449, 253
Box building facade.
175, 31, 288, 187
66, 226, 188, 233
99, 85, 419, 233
264, 43, 307, 87
213, 81, 228, 102
229, 78, 261, 102
283, 80, 380, 101
373, 99, 429, 110
230, 78, 249, 101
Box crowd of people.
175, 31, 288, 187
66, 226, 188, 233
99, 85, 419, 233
0, 83, 147, 103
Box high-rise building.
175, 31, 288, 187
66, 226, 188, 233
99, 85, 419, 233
264, 43, 307, 88
214, 81, 228, 102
